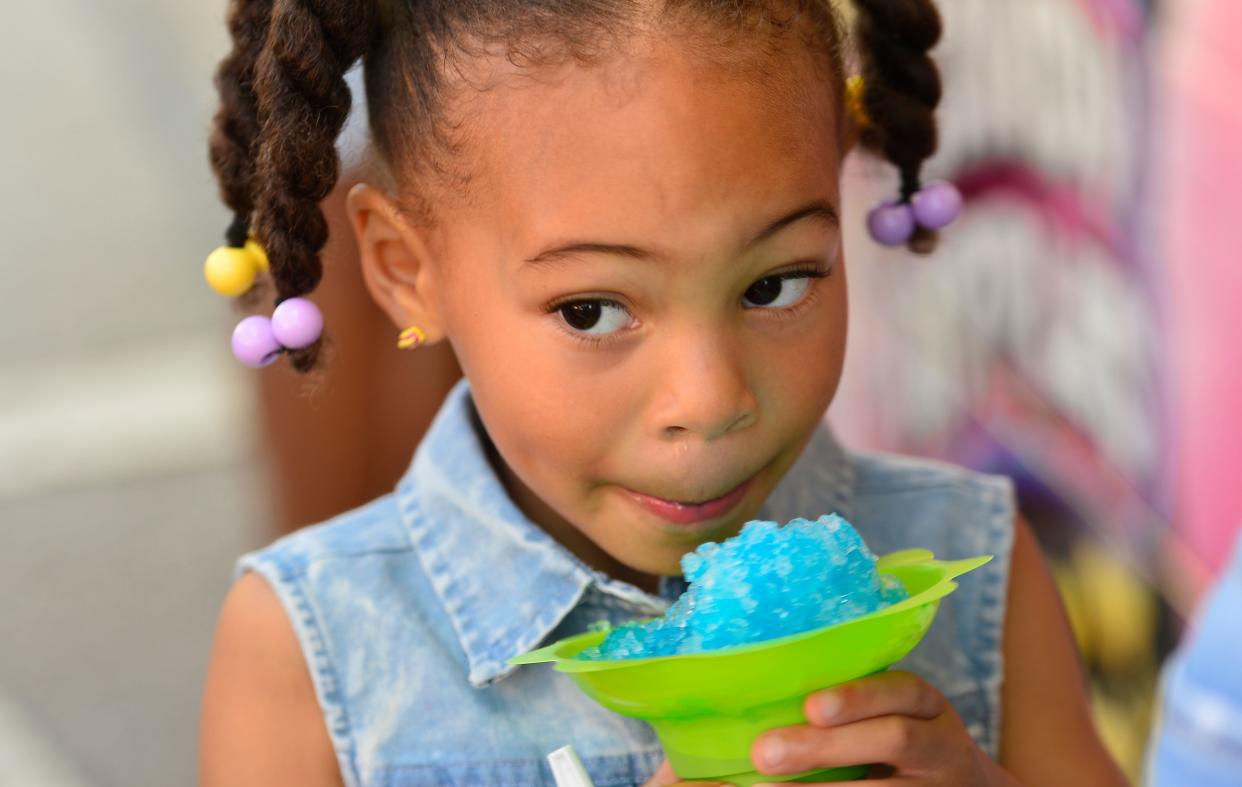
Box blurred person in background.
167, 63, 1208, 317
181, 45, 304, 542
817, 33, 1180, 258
1147, 532, 1242, 784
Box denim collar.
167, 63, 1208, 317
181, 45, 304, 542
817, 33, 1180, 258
396, 377, 854, 688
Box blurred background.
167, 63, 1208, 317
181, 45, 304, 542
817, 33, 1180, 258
1, 0, 1237, 784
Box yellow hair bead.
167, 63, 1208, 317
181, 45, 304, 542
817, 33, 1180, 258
244, 238, 270, 272
846, 75, 871, 129
204, 245, 260, 297
397, 325, 426, 349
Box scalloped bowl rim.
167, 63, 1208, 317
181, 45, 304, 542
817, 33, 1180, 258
508, 550, 992, 673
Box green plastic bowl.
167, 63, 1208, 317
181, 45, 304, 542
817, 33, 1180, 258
509, 550, 992, 786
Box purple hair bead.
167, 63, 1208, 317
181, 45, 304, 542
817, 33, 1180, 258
866, 200, 916, 247
271, 297, 324, 350
232, 316, 282, 368
911, 180, 963, 230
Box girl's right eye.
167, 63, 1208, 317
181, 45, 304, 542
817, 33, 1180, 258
555, 299, 635, 337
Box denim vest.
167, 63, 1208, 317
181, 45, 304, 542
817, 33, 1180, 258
236, 378, 1015, 787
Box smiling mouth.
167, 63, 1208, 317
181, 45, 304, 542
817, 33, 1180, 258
622, 473, 757, 526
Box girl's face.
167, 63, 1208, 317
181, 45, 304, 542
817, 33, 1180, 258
361, 35, 848, 586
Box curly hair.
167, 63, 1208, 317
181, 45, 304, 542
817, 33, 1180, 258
208, 0, 274, 248
208, 0, 946, 372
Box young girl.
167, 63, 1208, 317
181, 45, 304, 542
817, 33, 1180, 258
198, 1, 1127, 785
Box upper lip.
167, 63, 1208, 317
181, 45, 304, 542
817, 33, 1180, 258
628, 474, 754, 506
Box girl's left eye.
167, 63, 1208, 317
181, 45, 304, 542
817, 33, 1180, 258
742, 269, 824, 309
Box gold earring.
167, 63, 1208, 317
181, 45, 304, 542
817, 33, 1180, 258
397, 325, 427, 349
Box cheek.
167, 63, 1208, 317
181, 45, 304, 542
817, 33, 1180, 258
756, 283, 848, 421
453, 310, 628, 494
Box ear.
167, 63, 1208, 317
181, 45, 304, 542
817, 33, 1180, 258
346, 183, 448, 343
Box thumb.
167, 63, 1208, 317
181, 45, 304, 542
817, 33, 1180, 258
641, 758, 728, 787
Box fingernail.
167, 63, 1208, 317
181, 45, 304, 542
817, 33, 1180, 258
759, 737, 785, 769
815, 691, 843, 722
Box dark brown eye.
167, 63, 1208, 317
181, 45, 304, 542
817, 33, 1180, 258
743, 274, 812, 309
744, 276, 783, 306
556, 299, 633, 336
561, 301, 601, 330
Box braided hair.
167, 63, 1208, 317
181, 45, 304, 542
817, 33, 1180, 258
851, 0, 945, 253
208, 0, 273, 251
207, 0, 947, 373
252, 1, 374, 371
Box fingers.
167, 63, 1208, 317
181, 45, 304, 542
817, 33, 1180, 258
655, 673, 959, 785
752, 714, 945, 775
803, 671, 946, 727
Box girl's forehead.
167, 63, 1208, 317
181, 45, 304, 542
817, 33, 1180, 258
446, 37, 842, 255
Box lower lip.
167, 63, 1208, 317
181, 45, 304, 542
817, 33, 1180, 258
624, 476, 755, 526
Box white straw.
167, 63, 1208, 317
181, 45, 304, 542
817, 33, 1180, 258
547, 745, 596, 787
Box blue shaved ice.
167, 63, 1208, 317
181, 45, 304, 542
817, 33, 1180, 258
578, 514, 908, 660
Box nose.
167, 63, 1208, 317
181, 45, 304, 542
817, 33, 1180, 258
651, 325, 759, 443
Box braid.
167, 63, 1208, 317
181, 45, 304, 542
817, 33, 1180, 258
209, 0, 274, 249
252, 0, 374, 372
851, 0, 944, 251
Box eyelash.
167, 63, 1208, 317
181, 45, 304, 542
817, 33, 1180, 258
543, 263, 833, 349
748, 265, 831, 321
558, 302, 631, 349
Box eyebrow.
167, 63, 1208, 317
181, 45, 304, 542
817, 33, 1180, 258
522, 200, 840, 267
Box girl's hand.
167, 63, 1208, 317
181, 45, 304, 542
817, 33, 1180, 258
750, 671, 1022, 786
